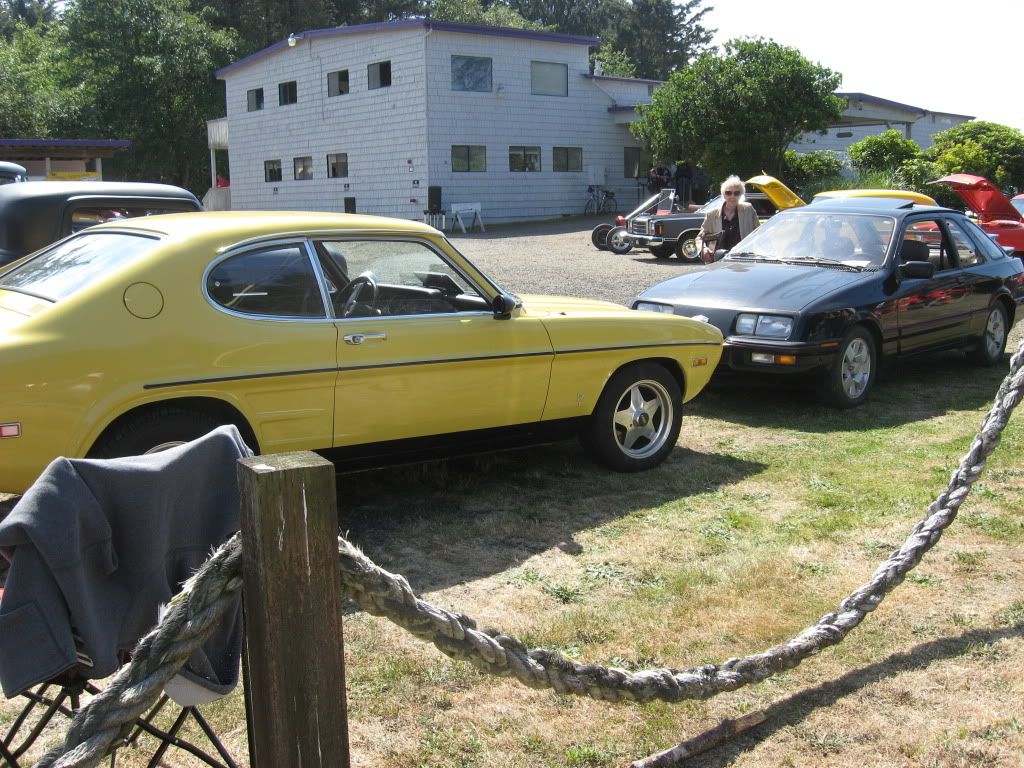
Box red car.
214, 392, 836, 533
934, 174, 1024, 257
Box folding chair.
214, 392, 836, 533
0, 426, 251, 767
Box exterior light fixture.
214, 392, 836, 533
287, 33, 301, 47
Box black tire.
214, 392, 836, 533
606, 226, 633, 255
649, 244, 674, 259
579, 362, 682, 472
674, 231, 702, 263
590, 223, 613, 250
89, 407, 238, 458
817, 326, 876, 408
968, 303, 1009, 365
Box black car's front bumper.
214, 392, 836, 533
720, 336, 840, 375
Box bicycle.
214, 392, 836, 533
584, 185, 617, 215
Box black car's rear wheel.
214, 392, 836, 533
590, 223, 613, 250
818, 326, 876, 408
675, 231, 701, 263
968, 303, 1009, 365
606, 226, 633, 255
580, 362, 682, 472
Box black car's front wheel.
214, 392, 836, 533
675, 231, 701, 263
968, 303, 1008, 365
580, 362, 682, 471
649, 244, 674, 259
606, 226, 633, 255
818, 326, 876, 408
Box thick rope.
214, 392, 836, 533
35, 337, 1024, 767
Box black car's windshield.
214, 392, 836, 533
726, 211, 896, 268
0, 232, 160, 301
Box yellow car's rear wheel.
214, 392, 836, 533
89, 406, 250, 458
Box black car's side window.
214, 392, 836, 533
903, 220, 950, 272
207, 244, 326, 318
943, 220, 980, 268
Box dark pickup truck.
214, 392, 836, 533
0, 181, 202, 267
604, 175, 805, 262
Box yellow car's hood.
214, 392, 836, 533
745, 175, 806, 210
517, 293, 629, 315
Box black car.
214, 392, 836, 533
0, 181, 202, 267
632, 197, 1024, 407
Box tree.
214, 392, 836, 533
928, 121, 1024, 194
846, 128, 922, 173
60, 0, 237, 191
428, 0, 543, 28
632, 38, 843, 183
205, 0, 334, 54
592, 40, 635, 78
0, 22, 84, 137
0, 0, 57, 40
782, 149, 844, 194
611, 0, 713, 79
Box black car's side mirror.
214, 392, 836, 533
897, 260, 935, 280
492, 293, 516, 319
714, 248, 728, 262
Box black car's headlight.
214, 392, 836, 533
634, 301, 675, 314
735, 313, 793, 338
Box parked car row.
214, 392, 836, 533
1, 178, 1021, 494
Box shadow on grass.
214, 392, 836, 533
700, 349, 1013, 432
697, 621, 1024, 767
337, 440, 764, 594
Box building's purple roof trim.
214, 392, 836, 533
584, 73, 663, 86
837, 92, 972, 120
0, 138, 131, 149
217, 20, 600, 78
609, 105, 647, 112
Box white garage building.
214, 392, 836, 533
211, 20, 659, 223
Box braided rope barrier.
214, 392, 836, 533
36, 337, 1023, 767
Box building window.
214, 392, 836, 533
451, 55, 492, 92
247, 88, 264, 112
624, 147, 651, 178
294, 156, 313, 180
327, 153, 348, 178
553, 147, 582, 172
368, 61, 391, 90
531, 61, 567, 97
452, 145, 486, 172
278, 80, 297, 105
509, 146, 541, 172
327, 70, 349, 97
264, 160, 282, 183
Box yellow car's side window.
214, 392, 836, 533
207, 244, 326, 318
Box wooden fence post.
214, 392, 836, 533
238, 452, 350, 768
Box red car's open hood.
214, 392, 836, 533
934, 174, 1022, 223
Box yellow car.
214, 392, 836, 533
0, 212, 723, 493
812, 188, 938, 206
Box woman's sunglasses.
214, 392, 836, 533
723, 190, 742, 196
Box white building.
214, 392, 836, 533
790, 92, 973, 157
212, 20, 659, 222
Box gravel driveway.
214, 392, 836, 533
449, 215, 700, 306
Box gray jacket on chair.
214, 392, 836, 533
0, 426, 251, 698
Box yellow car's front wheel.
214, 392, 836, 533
580, 362, 681, 472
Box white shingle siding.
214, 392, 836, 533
218, 24, 652, 223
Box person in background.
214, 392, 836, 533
696, 175, 760, 263
676, 160, 694, 206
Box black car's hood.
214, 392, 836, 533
637, 260, 875, 314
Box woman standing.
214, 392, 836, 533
697, 175, 760, 262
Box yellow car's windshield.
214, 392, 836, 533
0, 232, 160, 302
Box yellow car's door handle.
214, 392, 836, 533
343, 332, 387, 345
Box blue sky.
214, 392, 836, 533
706, 0, 1024, 132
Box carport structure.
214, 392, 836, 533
0, 138, 130, 181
